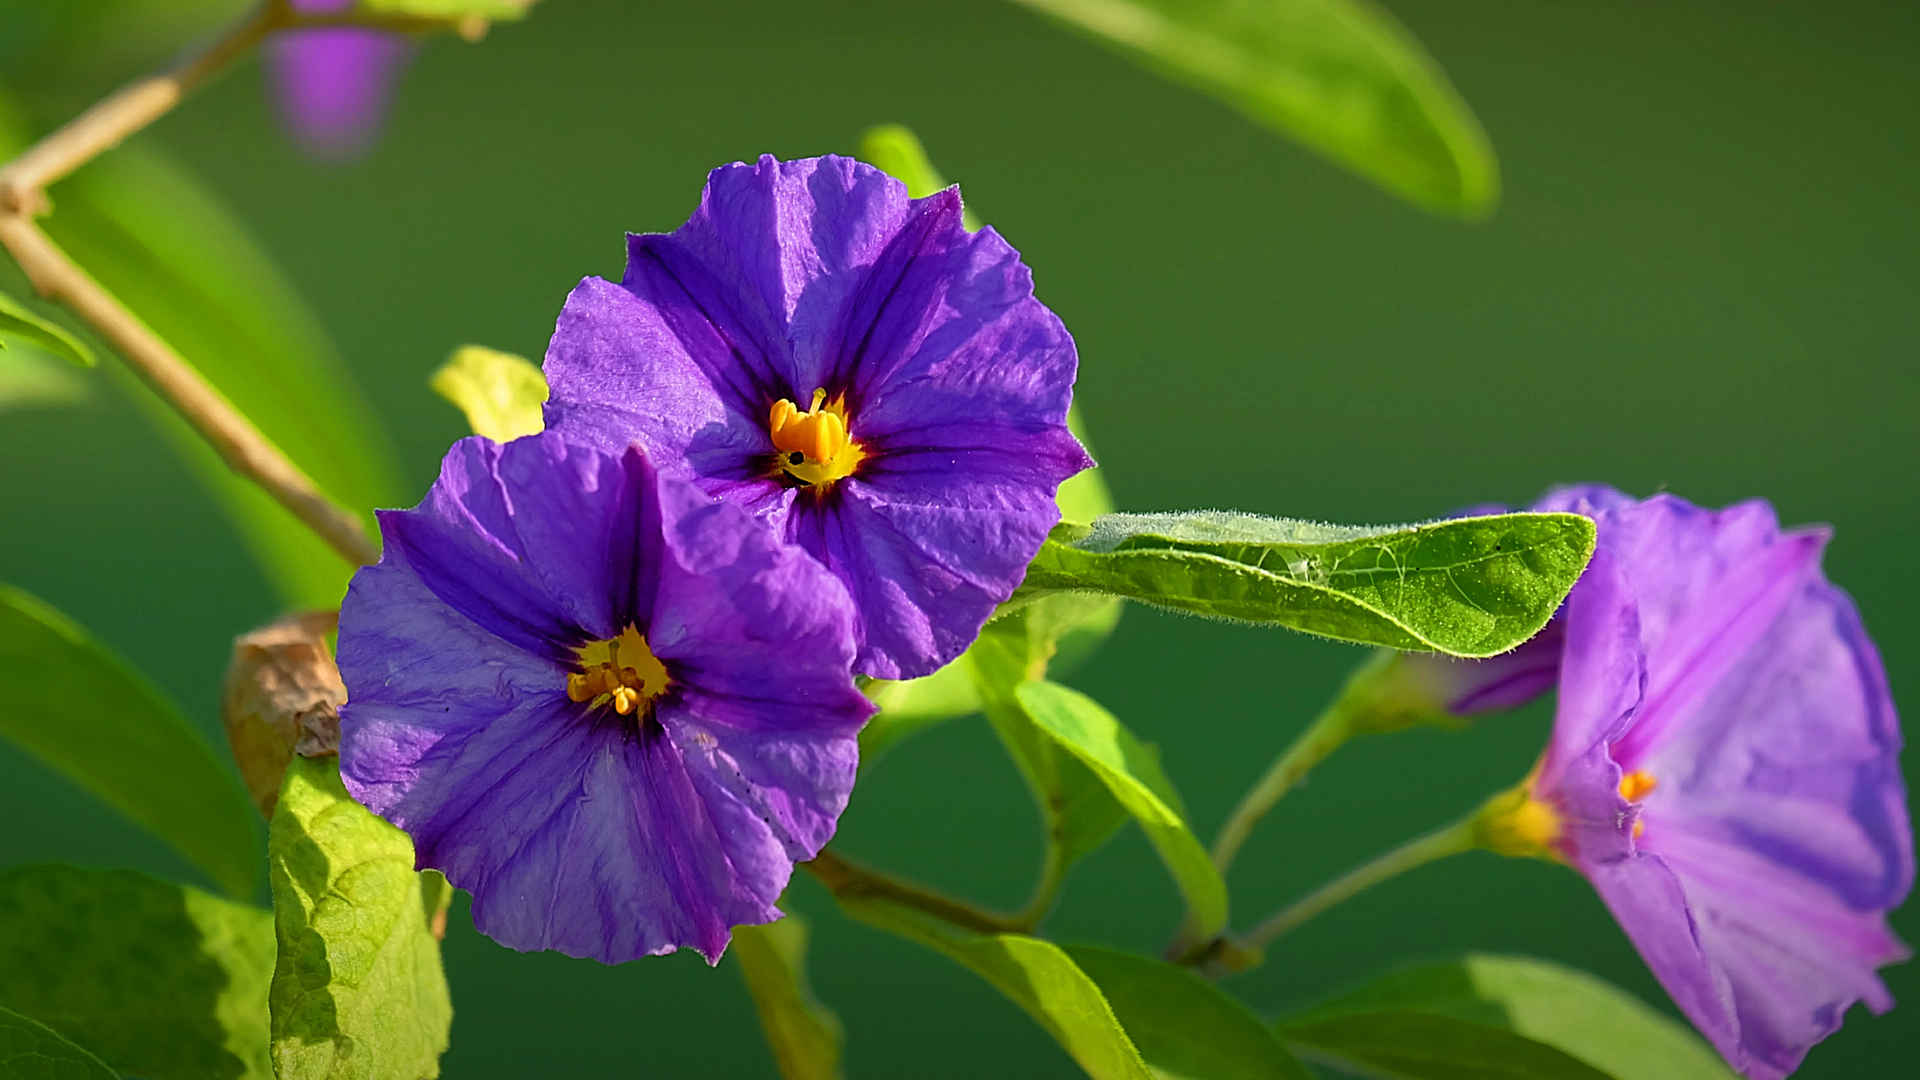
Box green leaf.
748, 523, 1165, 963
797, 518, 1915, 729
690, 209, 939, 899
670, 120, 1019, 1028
732, 917, 845, 1080
1276, 1009, 1615, 1080
25, 138, 403, 607
0, 1006, 118, 1080
269, 757, 451, 1080
428, 344, 547, 442
858, 661, 982, 766
0, 288, 93, 366
0, 586, 260, 897
1285, 953, 1734, 1079
0, 347, 90, 410
857, 124, 981, 230
1064, 947, 1312, 1080
0, 864, 275, 1080
356, 0, 536, 19
833, 894, 1152, 1080
1016, 682, 1227, 940
1004, 0, 1498, 217
970, 616, 1131, 878
1013, 511, 1595, 658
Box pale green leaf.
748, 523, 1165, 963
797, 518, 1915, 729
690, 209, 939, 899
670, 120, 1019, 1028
1277, 1012, 1613, 1080
428, 344, 547, 442
1017, 682, 1227, 939
0, 586, 260, 897
0, 288, 93, 366
0, 865, 275, 1080
0, 348, 89, 410
1065, 946, 1312, 1080
1005, 0, 1498, 217
0, 1006, 118, 1080
732, 917, 845, 1080
269, 757, 451, 1080
356, 0, 536, 19
24, 139, 403, 607
856, 124, 980, 229
970, 617, 1130, 875
833, 894, 1152, 1080
1288, 953, 1734, 1079
1013, 511, 1595, 657
858, 660, 982, 766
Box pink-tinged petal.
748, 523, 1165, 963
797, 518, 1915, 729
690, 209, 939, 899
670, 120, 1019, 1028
267, 15, 407, 160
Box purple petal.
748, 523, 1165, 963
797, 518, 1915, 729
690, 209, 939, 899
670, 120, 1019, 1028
1392, 618, 1565, 717
1587, 855, 1739, 1068
267, 4, 406, 161
1536, 541, 1645, 793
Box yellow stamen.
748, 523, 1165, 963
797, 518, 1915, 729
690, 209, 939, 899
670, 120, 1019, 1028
768, 388, 866, 488
1474, 781, 1563, 860
565, 625, 670, 724
1618, 770, 1657, 802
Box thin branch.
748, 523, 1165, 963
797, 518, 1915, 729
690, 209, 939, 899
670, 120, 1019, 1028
803, 850, 1031, 935
0, 216, 380, 567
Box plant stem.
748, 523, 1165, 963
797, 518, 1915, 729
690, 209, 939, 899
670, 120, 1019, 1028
1238, 814, 1478, 951
0, 218, 381, 566
803, 849, 1030, 936
1210, 702, 1356, 876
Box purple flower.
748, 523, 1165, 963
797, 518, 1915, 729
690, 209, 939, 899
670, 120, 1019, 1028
541, 154, 1092, 679
1491, 486, 1911, 1078
335, 432, 874, 963
268, 1, 408, 159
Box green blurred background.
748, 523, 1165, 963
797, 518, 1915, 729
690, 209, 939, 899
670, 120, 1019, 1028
2, 0, 1916, 1075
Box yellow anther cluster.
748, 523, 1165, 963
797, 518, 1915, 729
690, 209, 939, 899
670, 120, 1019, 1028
565, 625, 670, 721
1618, 770, 1658, 802
769, 388, 866, 487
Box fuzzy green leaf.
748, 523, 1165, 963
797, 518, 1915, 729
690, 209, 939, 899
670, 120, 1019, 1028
732, 917, 844, 1080
1065, 947, 1312, 1080
1004, 0, 1498, 217
428, 344, 547, 442
1017, 683, 1227, 940
0, 1006, 118, 1080
0, 289, 93, 367
1013, 511, 1594, 657
1285, 954, 1734, 1079
0, 865, 274, 1080
268, 758, 451, 1080
0, 586, 260, 897
833, 895, 1152, 1080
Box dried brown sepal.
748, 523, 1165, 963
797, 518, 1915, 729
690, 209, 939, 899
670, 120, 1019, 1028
222, 609, 346, 817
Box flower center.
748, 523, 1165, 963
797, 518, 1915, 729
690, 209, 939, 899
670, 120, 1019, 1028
1617, 770, 1657, 802
769, 388, 866, 488
565, 625, 670, 721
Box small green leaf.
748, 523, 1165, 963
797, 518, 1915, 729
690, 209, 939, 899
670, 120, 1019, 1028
833, 894, 1152, 1080
0, 865, 275, 1080
269, 757, 451, 1080
355, 0, 536, 19
1277, 1009, 1615, 1080
0, 348, 90, 410
858, 661, 982, 766
1017, 682, 1227, 940
732, 917, 845, 1080
0, 288, 93, 366
1013, 511, 1595, 658
23, 138, 404, 607
0, 1006, 118, 1080
1065, 946, 1312, 1080
1004, 0, 1498, 217
1286, 954, 1734, 1079
428, 344, 547, 441
0, 586, 260, 897
970, 617, 1131, 877
857, 124, 981, 230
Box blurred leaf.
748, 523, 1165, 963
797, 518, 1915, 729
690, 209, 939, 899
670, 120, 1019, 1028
1017, 682, 1227, 940
358, 0, 537, 19
0, 586, 260, 897
1065, 946, 1312, 1080
858, 661, 981, 766
0, 1006, 118, 1080
1005, 0, 1498, 217
0, 288, 93, 366
833, 894, 1152, 1080
1276, 1009, 1614, 1080
13, 130, 403, 607
1013, 511, 1595, 657
0, 347, 90, 410
0, 864, 274, 1080
971, 615, 1130, 881
732, 917, 845, 1080
429, 344, 546, 442
269, 757, 451, 1080
857, 124, 980, 229
1287, 954, 1734, 1079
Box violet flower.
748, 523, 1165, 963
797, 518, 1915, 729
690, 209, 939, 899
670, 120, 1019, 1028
1486, 486, 1911, 1078
268, 0, 408, 159
336, 432, 873, 963
542, 154, 1092, 679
